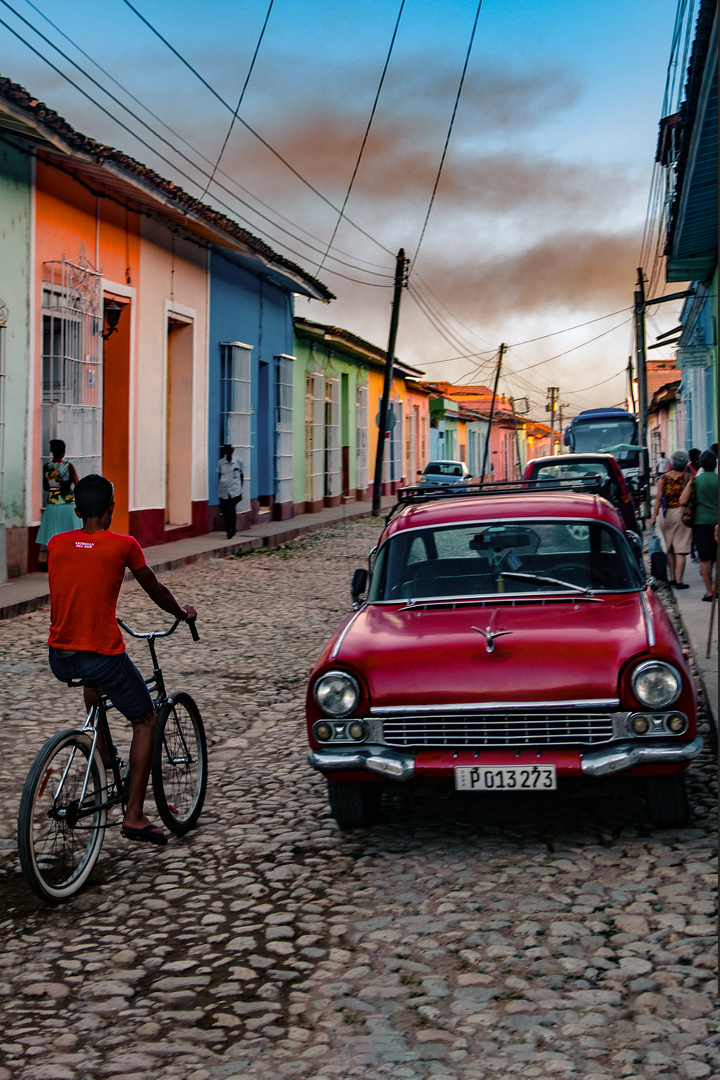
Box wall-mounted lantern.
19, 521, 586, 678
102, 300, 122, 340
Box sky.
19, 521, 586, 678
0, 0, 699, 420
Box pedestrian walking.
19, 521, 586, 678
217, 444, 244, 539
680, 450, 718, 601
36, 440, 80, 550
656, 451, 670, 478
649, 448, 692, 588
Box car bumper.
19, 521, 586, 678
308, 736, 703, 782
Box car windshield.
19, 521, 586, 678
573, 420, 638, 460
424, 462, 465, 476
368, 519, 644, 602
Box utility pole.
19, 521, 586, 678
480, 344, 505, 483
634, 267, 694, 511
627, 355, 636, 413
510, 396, 522, 480
546, 387, 559, 454
372, 249, 408, 516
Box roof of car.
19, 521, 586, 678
383, 491, 623, 539
526, 453, 617, 467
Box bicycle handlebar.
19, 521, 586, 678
117, 616, 200, 642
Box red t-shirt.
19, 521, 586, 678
47, 529, 147, 654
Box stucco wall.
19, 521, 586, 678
0, 142, 32, 578
138, 217, 208, 519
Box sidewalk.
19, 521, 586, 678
664, 563, 718, 728
0, 497, 396, 621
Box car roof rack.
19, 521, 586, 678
385, 477, 605, 523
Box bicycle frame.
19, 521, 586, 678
66, 617, 191, 825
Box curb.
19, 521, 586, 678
0, 502, 382, 621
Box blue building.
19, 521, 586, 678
207, 247, 332, 528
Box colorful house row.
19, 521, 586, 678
0, 77, 333, 582
418, 382, 555, 479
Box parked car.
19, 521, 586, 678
306, 484, 700, 830
524, 453, 642, 534
417, 460, 471, 487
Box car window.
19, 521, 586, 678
532, 462, 610, 482
424, 462, 465, 476
368, 519, 643, 601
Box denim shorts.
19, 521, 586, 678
48, 648, 153, 721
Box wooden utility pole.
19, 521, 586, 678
372, 249, 407, 516
627, 355, 636, 413
634, 268, 694, 509
480, 343, 506, 483
546, 386, 559, 453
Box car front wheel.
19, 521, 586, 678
645, 773, 689, 828
326, 780, 382, 829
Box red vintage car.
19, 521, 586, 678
306, 484, 701, 829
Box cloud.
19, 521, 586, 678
413, 231, 641, 321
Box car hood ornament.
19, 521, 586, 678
472, 625, 512, 654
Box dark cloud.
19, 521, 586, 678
411, 231, 641, 322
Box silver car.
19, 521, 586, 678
417, 460, 471, 487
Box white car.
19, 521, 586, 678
417, 460, 471, 487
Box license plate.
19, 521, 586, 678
455, 764, 557, 791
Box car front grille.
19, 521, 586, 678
381, 713, 616, 748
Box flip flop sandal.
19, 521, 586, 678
121, 823, 168, 846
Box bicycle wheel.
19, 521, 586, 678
17, 731, 107, 902
152, 693, 207, 835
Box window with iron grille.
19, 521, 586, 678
355, 382, 368, 493
305, 370, 323, 503
219, 342, 252, 511
41, 254, 102, 479
324, 375, 340, 498
275, 353, 294, 506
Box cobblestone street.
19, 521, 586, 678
0, 516, 717, 1080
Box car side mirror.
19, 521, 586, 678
351, 567, 368, 608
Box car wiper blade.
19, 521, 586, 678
500, 571, 594, 596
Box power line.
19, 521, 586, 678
200, 0, 275, 199
317, 0, 405, 274
1, 4, 394, 282
20, 0, 392, 274
409, 0, 484, 275
120, 0, 395, 256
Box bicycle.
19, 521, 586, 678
17, 616, 207, 902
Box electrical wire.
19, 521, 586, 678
409, 0, 483, 276
407, 283, 495, 361
200, 0, 275, 200
317, 0, 405, 274
1, 3, 395, 283
21, 0, 392, 274
120, 0, 395, 257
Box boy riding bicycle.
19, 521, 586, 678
47, 474, 197, 846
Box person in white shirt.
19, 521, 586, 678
217, 444, 244, 539
656, 452, 671, 478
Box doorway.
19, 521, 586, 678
166, 317, 193, 526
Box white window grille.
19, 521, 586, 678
382, 398, 404, 484
219, 342, 252, 512
355, 382, 368, 493
41, 253, 102, 479
274, 353, 294, 506
324, 374, 340, 499
305, 371, 323, 503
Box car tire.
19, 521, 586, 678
327, 780, 382, 829
644, 773, 689, 828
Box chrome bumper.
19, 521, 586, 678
580, 735, 703, 777
308, 746, 415, 781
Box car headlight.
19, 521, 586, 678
314, 670, 360, 717
631, 661, 681, 708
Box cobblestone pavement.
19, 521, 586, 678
0, 517, 717, 1080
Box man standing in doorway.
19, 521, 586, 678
217, 444, 244, 539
